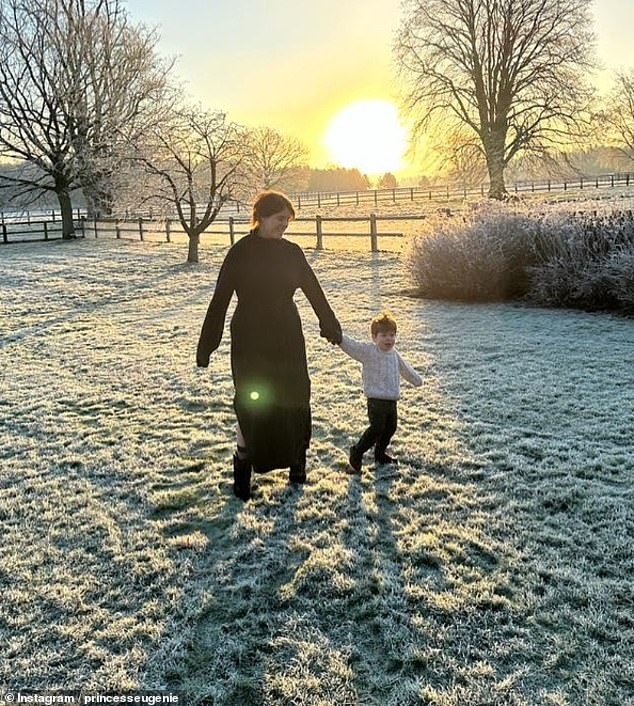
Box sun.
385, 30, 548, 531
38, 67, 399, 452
324, 99, 408, 175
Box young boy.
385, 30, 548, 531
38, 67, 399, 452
339, 311, 422, 472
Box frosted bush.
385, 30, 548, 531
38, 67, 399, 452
605, 249, 634, 311
528, 211, 634, 311
405, 201, 541, 301
406, 201, 634, 312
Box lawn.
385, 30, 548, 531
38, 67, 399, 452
1, 238, 632, 705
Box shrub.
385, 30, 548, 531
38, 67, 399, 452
405, 201, 541, 301
527, 212, 634, 311
406, 202, 634, 313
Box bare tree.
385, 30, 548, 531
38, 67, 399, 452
0, 0, 172, 237
396, 0, 595, 199
600, 71, 634, 163
130, 107, 245, 263
243, 126, 309, 193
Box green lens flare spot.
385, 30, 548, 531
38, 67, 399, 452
250, 391, 260, 401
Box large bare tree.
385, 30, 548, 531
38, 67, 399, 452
130, 107, 245, 263
242, 126, 309, 193
601, 71, 634, 163
0, 0, 171, 237
396, 0, 595, 199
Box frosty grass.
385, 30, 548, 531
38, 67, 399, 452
1, 237, 632, 705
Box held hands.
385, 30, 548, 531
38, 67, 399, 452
320, 329, 342, 345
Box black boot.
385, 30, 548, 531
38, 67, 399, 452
374, 450, 398, 465
233, 453, 252, 501
289, 449, 307, 484
348, 445, 363, 473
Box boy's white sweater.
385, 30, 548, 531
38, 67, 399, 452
339, 333, 422, 400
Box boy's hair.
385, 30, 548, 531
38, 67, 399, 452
371, 310, 397, 336
252, 190, 296, 226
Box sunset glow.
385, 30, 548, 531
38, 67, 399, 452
323, 99, 408, 175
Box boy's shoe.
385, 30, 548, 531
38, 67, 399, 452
233, 453, 252, 501
375, 452, 398, 465
348, 446, 363, 473
289, 450, 307, 484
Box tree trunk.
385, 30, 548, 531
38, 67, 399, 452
57, 187, 76, 238
187, 231, 200, 263
485, 136, 508, 200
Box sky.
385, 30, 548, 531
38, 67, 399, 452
128, 0, 634, 177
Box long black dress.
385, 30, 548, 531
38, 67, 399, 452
196, 231, 341, 473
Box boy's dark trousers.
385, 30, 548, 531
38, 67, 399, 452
353, 397, 398, 458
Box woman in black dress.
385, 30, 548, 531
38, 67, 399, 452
197, 191, 341, 501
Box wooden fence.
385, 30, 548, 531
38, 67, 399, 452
290, 172, 634, 209
3, 171, 633, 226
0, 214, 429, 251
1, 218, 88, 244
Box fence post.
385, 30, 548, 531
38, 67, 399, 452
595, 177, 599, 188
317, 192, 321, 208
94, 218, 98, 239
138, 217, 144, 241
579, 177, 583, 190
627, 173, 631, 186
51, 209, 55, 221
336, 193, 340, 206
370, 213, 378, 252
410, 187, 414, 201
165, 218, 171, 243
229, 216, 235, 245
298, 195, 301, 209
2, 223, 7, 244
356, 191, 359, 206
316, 214, 323, 250
564, 181, 567, 191
611, 174, 615, 187
116, 219, 121, 239
43, 221, 48, 240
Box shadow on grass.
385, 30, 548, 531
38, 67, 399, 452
163, 473, 306, 704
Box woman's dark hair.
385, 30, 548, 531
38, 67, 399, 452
252, 191, 296, 226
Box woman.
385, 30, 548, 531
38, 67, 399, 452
197, 191, 341, 501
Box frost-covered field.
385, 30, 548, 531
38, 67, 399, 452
1, 239, 633, 705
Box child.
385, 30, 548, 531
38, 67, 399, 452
339, 311, 422, 472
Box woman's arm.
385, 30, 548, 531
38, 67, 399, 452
298, 250, 342, 344
196, 252, 236, 367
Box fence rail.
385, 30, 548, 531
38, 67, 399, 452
0, 214, 428, 251
3, 172, 633, 227
290, 172, 634, 209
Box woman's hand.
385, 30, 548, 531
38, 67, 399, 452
320, 329, 342, 345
